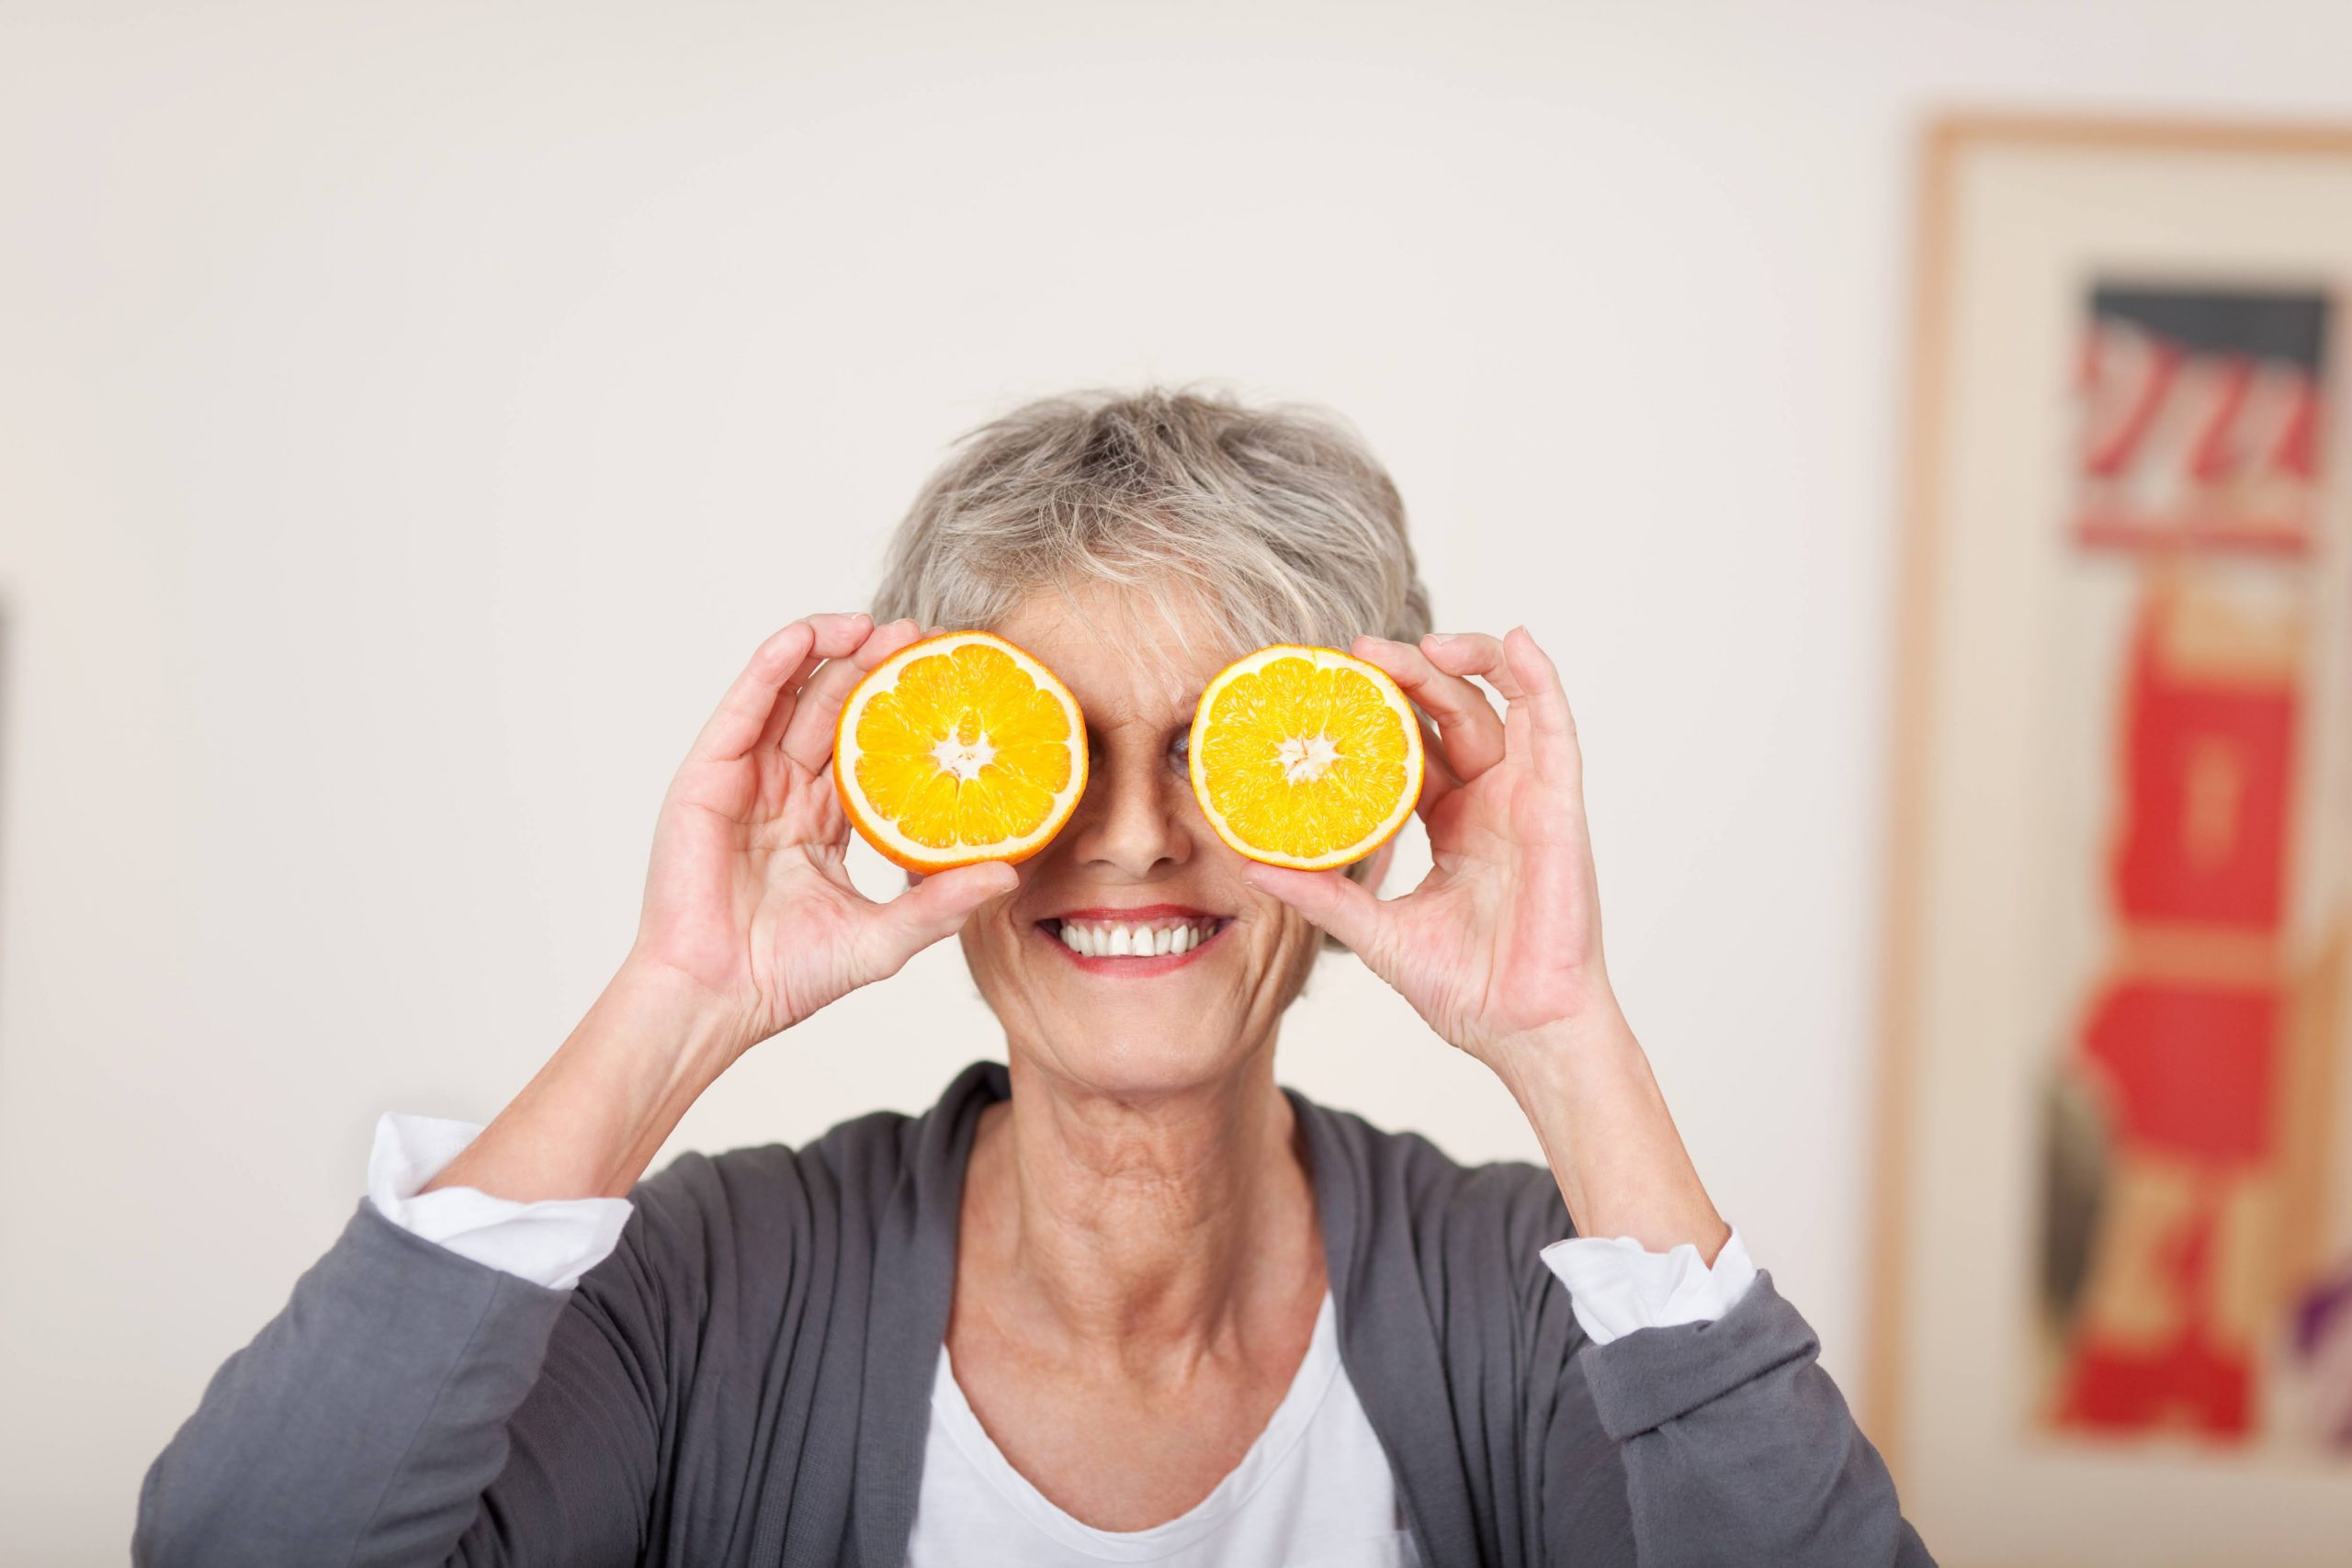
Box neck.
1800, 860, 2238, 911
961, 1047, 1324, 1364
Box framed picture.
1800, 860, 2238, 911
1871, 117, 2352, 1564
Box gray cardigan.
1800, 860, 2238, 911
136, 1060, 1932, 1566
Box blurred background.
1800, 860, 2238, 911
6, 3, 2352, 1563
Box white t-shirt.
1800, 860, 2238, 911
368, 1112, 1757, 1566
906, 1290, 1419, 1567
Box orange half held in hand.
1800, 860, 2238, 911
1188, 644, 1423, 871
832, 631, 1088, 874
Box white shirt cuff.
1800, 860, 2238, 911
1540, 1227, 1758, 1346
365, 1112, 634, 1292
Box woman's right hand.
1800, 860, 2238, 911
627, 612, 1018, 1058
425, 613, 1013, 1203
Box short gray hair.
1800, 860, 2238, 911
872, 388, 1431, 656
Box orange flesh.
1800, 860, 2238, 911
1197, 653, 1412, 862
851, 641, 1075, 852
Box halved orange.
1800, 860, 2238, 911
1188, 645, 1423, 871
832, 631, 1088, 874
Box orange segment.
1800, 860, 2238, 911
832, 631, 1087, 873
1188, 644, 1423, 871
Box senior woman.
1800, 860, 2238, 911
139, 389, 1929, 1566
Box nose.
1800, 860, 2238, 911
1066, 743, 1193, 879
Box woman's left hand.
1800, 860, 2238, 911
1252, 626, 1728, 1255
1244, 626, 1615, 1078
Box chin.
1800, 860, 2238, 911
1020, 1022, 1264, 1101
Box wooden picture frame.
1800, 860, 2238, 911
1871, 116, 2352, 1564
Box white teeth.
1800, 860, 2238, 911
1058, 919, 1215, 957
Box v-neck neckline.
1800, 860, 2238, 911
853, 1060, 1453, 1568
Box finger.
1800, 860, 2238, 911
1425, 628, 1580, 784
780, 617, 925, 773
1355, 636, 1505, 781
1498, 626, 1581, 783
857, 860, 1021, 977
691, 614, 871, 763
747, 647, 833, 760
1505, 625, 1580, 747
1422, 631, 1523, 700
1241, 863, 1391, 967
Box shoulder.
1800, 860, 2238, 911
1292, 1089, 1592, 1455
627, 1108, 911, 1249
1290, 1089, 1575, 1266
628, 1080, 972, 1245
595, 1060, 1003, 1300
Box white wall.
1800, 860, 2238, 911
6, 2, 2352, 1560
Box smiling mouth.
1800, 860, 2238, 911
1039, 913, 1230, 960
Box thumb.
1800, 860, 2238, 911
864, 861, 1020, 976
1242, 864, 1392, 967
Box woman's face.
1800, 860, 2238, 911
953, 586, 1330, 1096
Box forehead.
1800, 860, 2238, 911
992, 582, 1240, 728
